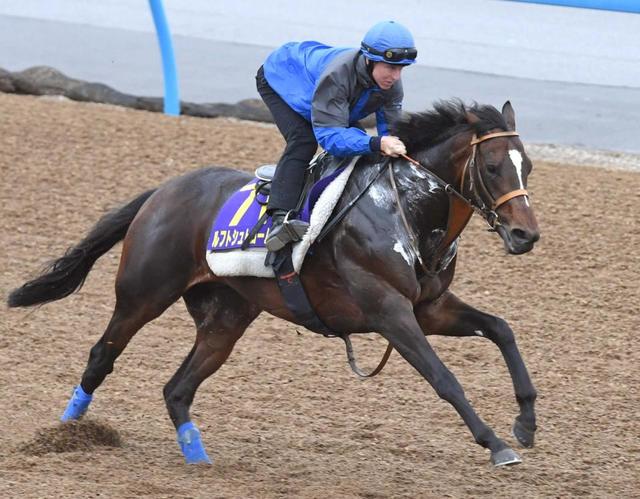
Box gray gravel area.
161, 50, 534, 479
526, 143, 640, 172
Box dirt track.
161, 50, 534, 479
1, 93, 638, 498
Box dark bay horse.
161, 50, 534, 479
8, 100, 539, 467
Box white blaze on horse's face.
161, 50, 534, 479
508, 149, 530, 207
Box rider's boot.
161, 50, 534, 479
265, 209, 309, 252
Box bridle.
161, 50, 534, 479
463, 131, 529, 227
401, 130, 529, 230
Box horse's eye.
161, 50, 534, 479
486, 164, 498, 175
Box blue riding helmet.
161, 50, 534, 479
361, 20, 417, 65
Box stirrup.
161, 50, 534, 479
265, 211, 308, 252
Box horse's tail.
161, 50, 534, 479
7, 189, 157, 308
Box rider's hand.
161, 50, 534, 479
380, 136, 407, 157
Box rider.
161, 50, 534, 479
256, 20, 417, 252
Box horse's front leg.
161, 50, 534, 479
415, 290, 537, 448
374, 295, 522, 466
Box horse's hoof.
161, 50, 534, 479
177, 422, 212, 465
60, 385, 93, 422
513, 418, 536, 448
491, 447, 522, 467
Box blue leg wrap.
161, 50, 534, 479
60, 384, 93, 422
177, 421, 212, 464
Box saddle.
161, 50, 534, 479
206, 154, 359, 275
258, 152, 348, 212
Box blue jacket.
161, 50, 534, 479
263, 41, 404, 157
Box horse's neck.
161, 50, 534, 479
394, 134, 474, 251
413, 133, 470, 188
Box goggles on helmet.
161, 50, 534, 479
361, 42, 417, 63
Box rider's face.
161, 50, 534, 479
371, 62, 404, 90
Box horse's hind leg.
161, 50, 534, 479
415, 290, 537, 448
164, 282, 260, 464
61, 250, 191, 421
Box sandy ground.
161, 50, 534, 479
1, 93, 639, 498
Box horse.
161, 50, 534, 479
7, 100, 540, 467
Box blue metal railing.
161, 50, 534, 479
148, 0, 180, 115
508, 1, 640, 14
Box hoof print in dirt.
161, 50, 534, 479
18, 420, 122, 456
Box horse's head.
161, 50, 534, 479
394, 100, 540, 255
464, 102, 540, 255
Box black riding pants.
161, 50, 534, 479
256, 66, 318, 212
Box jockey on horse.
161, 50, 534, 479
256, 20, 418, 251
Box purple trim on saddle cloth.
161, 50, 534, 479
300, 166, 346, 221
208, 167, 346, 253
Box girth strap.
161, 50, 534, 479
270, 245, 394, 378
271, 245, 334, 336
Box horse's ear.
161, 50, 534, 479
502, 101, 516, 131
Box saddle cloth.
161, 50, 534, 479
206, 156, 359, 278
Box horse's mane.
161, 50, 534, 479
392, 99, 508, 153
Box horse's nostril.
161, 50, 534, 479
512, 228, 539, 244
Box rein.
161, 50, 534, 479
343, 334, 394, 378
